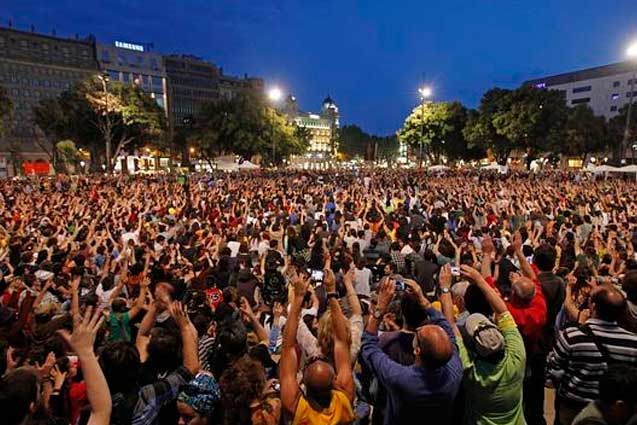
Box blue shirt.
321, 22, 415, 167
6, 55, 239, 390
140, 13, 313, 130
360, 308, 464, 425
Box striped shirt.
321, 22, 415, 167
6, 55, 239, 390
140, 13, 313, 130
546, 319, 637, 403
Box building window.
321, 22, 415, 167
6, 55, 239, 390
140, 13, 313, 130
611, 105, 618, 112
613, 81, 621, 88
612, 93, 620, 100
572, 85, 592, 93
571, 98, 590, 105
122, 73, 130, 83
101, 50, 110, 62
118, 53, 126, 65
108, 70, 120, 81
150, 58, 158, 69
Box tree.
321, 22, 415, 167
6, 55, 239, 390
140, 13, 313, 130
189, 93, 308, 166
339, 125, 368, 159
608, 103, 637, 161
33, 77, 166, 171
373, 135, 400, 163
550, 105, 608, 159
463, 88, 513, 164
0, 84, 12, 137
397, 101, 469, 164
491, 85, 568, 156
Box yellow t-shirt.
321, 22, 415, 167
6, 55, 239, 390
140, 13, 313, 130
292, 390, 355, 425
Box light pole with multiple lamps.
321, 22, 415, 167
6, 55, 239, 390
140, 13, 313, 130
418, 86, 432, 168
622, 42, 637, 164
267, 86, 283, 165
96, 72, 111, 173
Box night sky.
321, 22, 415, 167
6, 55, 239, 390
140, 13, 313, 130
1, 0, 636, 135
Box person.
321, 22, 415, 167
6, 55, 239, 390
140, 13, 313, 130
101, 301, 199, 425
547, 284, 637, 425
572, 364, 637, 425
177, 373, 222, 425
359, 277, 463, 425
280, 269, 355, 425
440, 264, 527, 425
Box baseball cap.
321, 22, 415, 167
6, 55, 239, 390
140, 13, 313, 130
464, 313, 505, 358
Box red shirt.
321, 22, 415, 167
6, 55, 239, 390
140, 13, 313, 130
487, 275, 547, 349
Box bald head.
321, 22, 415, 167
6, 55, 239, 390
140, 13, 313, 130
415, 325, 454, 368
303, 360, 335, 407
512, 276, 535, 303
591, 284, 626, 322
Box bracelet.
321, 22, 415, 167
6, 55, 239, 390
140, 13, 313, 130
326, 292, 339, 300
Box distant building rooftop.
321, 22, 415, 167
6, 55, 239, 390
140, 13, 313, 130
526, 61, 636, 87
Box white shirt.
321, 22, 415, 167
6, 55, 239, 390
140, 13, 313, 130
121, 230, 140, 246
353, 267, 372, 297
227, 241, 241, 257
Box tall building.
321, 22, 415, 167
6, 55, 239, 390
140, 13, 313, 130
0, 26, 99, 175
526, 61, 637, 119
164, 55, 220, 129
219, 72, 264, 100
290, 95, 340, 161
96, 41, 168, 112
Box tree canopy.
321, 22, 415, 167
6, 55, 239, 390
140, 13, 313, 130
397, 101, 472, 164
188, 93, 308, 165
33, 76, 166, 170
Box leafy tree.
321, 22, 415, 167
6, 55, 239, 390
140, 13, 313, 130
33, 77, 166, 171
189, 93, 308, 166
492, 85, 567, 155
373, 135, 400, 163
552, 105, 608, 159
0, 84, 12, 136
397, 101, 469, 164
339, 125, 368, 159
608, 103, 637, 161
463, 88, 513, 164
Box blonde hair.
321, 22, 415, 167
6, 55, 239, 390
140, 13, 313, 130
317, 310, 352, 361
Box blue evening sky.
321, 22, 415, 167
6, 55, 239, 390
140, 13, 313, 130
1, 0, 636, 135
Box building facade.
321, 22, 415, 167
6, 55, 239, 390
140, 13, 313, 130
164, 55, 220, 129
96, 41, 167, 112
0, 26, 99, 175
290, 95, 340, 161
526, 61, 637, 120
219, 73, 264, 100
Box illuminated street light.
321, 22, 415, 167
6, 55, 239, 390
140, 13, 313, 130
418, 86, 432, 99
189, 147, 196, 154
267, 86, 284, 165
417, 85, 433, 168
267, 87, 283, 103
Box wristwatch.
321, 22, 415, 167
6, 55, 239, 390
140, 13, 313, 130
326, 292, 339, 300
440, 287, 451, 294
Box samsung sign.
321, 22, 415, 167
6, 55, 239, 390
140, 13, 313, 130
115, 41, 144, 52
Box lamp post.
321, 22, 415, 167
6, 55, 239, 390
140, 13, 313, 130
97, 72, 111, 173
622, 42, 637, 163
267, 86, 283, 166
418, 86, 432, 168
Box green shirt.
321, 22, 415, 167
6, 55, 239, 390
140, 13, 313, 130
457, 311, 527, 425
108, 311, 131, 342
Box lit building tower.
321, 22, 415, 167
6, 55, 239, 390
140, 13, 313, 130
320, 95, 340, 156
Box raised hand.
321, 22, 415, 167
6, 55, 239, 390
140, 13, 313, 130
58, 306, 104, 356
377, 278, 396, 312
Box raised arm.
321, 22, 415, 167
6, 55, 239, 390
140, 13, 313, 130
58, 306, 111, 425
169, 301, 199, 374
512, 231, 536, 280
280, 272, 306, 416
460, 264, 508, 316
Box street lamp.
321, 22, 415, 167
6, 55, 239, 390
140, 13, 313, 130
622, 41, 637, 163
418, 86, 432, 168
267, 86, 283, 165
268, 87, 283, 103
97, 72, 111, 173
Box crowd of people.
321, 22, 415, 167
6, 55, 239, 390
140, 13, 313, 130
1, 169, 637, 425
